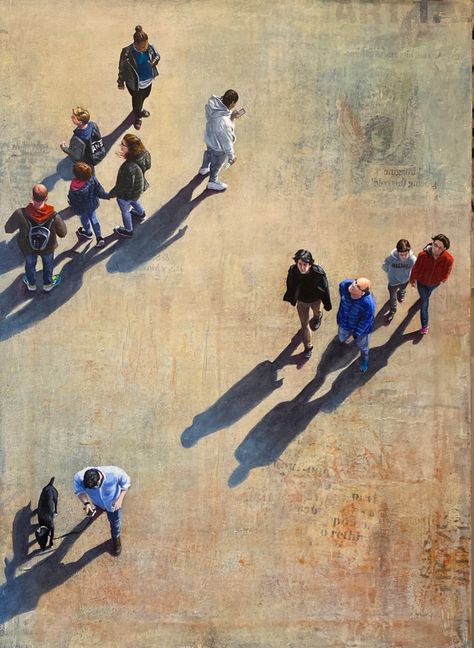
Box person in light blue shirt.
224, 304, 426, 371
73, 466, 131, 555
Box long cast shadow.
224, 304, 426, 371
181, 303, 388, 449
106, 174, 214, 274
228, 301, 421, 487
0, 237, 119, 342
181, 332, 309, 448
41, 113, 134, 192
3, 503, 37, 582
0, 516, 107, 624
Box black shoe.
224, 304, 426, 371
77, 227, 93, 240
386, 310, 395, 322
130, 209, 146, 221
303, 346, 313, 359
112, 535, 122, 556
95, 237, 105, 248
397, 291, 406, 303
134, 119, 142, 130
114, 226, 133, 238
310, 313, 323, 331
140, 110, 150, 118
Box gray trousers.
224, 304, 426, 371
202, 147, 228, 182
388, 282, 408, 312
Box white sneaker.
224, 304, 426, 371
198, 167, 210, 175
207, 181, 227, 191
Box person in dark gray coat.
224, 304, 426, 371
117, 25, 160, 130
4, 184, 67, 292
109, 134, 151, 238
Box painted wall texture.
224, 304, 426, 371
0, 1, 470, 647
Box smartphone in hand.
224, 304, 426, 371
234, 108, 246, 118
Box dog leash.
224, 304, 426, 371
55, 515, 94, 539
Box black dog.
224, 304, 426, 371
34, 477, 58, 550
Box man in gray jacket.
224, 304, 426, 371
382, 238, 416, 322
199, 89, 241, 191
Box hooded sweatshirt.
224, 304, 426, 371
382, 249, 417, 286
4, 202, 67, 255
410, 244, 453, 286
204, 95, 236, 159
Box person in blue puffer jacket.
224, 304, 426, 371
336, 278, 375, 373
68, 162, 109, 248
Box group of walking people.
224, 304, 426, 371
4, 21, 244, 292
284, 234, 453, 372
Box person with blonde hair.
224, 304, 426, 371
60, 106, 105, 168
109, 134, 151, 238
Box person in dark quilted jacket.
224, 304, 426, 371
68, 162, 109, 248
109, 134, 151, 238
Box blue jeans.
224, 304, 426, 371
202, 147, 228, 183
417, 282, 439, 328
106, 508, 122, 539
117, 198, 144, 231
80, 210, 101, 238
24, 252, 54, 285
338, 326, 369, 357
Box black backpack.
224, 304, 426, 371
87, 122, 106, 166
24, 210, 56, 252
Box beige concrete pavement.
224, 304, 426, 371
0, 1, 470, 647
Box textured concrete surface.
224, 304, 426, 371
0, 1, 471, 647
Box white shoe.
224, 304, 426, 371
207, 181, 227, 191
198, 167, 210, 175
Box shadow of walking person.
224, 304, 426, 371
0, 237, 119, 342
3, 503, 37, 583
0, 237, 23, 277
102, 113, 134, 153
41, 157, 74, 193
228, 301, 421, 487
41, 113, 134, 192
106, 174, 215, 274
181, 332, 306, 448
0, 516, 108, 625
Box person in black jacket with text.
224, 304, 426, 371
283, 249, 332, 359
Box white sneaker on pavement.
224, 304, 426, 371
198, 167, 210, 175
207, 181, 227, 191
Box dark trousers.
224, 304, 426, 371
127, 85, 152, 118
388, 282, 408, 313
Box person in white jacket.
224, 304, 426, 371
199, 89, 240, 191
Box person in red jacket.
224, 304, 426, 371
410, 234, 453, 334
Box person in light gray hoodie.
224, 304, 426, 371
382, 238, 416, 322
199, 89, 240, 191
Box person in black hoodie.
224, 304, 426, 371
283, 249, 332, 359
68, 162, 109, 248
109, 134, 151, 238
